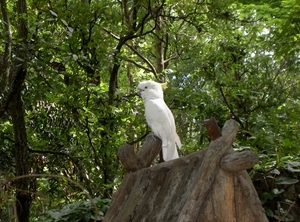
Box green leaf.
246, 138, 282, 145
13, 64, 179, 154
271, 188, 284, 195
264, 207, 274, 217
260, 191, 274, 204
276, 176, 299, 185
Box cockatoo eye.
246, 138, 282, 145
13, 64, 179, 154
145, 86, 148, 89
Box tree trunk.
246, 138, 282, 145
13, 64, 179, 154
11, 0, 31, 221
11, 87, 31, 222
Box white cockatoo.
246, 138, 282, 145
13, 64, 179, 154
138, 80, 181, 161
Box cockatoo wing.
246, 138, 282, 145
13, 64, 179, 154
145, 98, 179, 161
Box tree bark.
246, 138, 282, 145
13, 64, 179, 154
11, 87, 31, 222
10, 0, 31, 221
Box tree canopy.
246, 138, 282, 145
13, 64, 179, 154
0, 0, 299, 221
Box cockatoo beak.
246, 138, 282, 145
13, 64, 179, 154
160, 82, 167, 89
138, 89, 144, 97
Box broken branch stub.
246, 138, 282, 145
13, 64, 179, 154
117, 144, 142, 172
136, 134, 162, 168
117, 134, 162, 172
221, 151, 259, 172
204, 117, 222, 140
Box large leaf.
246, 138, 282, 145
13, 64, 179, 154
276, 176, 299, 185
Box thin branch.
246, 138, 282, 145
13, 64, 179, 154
127, 130, 151, 145
103, 27, 157, 76
124, 42, 158, 78
281, 201, 296, 221
218, 85, 244, 128
37, 72, 53, 89
137, 0, 151, 35
84, 88, 102, 167
164, 53, 179, 64
103, 27, 119, 40
122, 57, 152, 72
28, 148, 69, 156
102, 2, 160, 78
103, 24, 158, 77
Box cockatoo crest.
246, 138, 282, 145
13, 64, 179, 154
138, 80, 181, 161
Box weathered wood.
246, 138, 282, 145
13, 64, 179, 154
221, 151, 259, 172
104, 154, 206, 222
136, 134, 162, 168
237, 170, 268, 220
177, 119, 239, 221
105, 119, 269, 222
117, 134, 162, 172
117, 144, 142, 172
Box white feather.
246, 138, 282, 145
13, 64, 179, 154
138, 80, 181, 161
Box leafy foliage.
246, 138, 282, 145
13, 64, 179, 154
38, 197, 110, 222
1, 0, 300, 221
253, 159, 300, 221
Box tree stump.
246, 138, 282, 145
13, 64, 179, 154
104, 118, 268, 222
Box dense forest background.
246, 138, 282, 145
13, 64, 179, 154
0, 0, 299, 221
